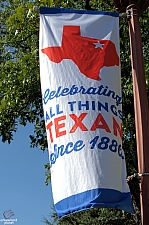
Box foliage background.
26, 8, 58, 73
1, 0, 149, 224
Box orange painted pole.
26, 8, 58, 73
127, 4, 149, 225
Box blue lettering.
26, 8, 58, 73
118, 145, 122, 157
65, 142, 74, 154
118, 110, 122, 120
79, 86, 86, 94
74, 140, 85, 151
90, 136, 124, 159
49, 91, 56, 100
92, 101, 95, 110
98, 101, 108, 112
43, 88, 50, 105
43, 84, 122, 107
99, 86, 108, 95
61, 88, 69, 96
54, 144, 58, 159
50, 140, 85, 166
58, 145, 65, 156
50, 153, 56, 166
56, 104, 63, 115
46, 111, 50, 123
50, 107, 55, 118
90, 136, 99, 149
78, 101, 89, 111
111, 105, 117, 117
105, 89, 116, 99
116, 96, 122, 106
86, 87, 97, 94
97, 85, 104, 95
68, 101, 76, 111
55, 86, 62, 98
69, 85, 80, 95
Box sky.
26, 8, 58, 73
0, 124, 54, 225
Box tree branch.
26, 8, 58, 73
84, 0, 92, 10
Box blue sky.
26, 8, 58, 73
0, 124, 54, 225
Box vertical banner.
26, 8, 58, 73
39, 7, 134, 218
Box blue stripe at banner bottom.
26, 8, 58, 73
55, 188, 135, 219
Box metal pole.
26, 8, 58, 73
127, 4, 149, 224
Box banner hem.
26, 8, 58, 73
55, 188, 135, 219
40, 7, 119, 17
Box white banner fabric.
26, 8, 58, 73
39, 7, 134, 219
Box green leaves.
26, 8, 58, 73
45, 207, 139, 225
1, 1, 149, 224
0, 0, 41, 143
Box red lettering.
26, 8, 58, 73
46, 114, 122, 143
90, 113, 111, 133
69, 113, 88, 133
46, 121, 53, 143
54, 116, 66, 138
113, 117, 122, 139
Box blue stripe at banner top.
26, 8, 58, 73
40, 7, 119, 17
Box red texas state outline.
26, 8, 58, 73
41, 26, 120, 81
